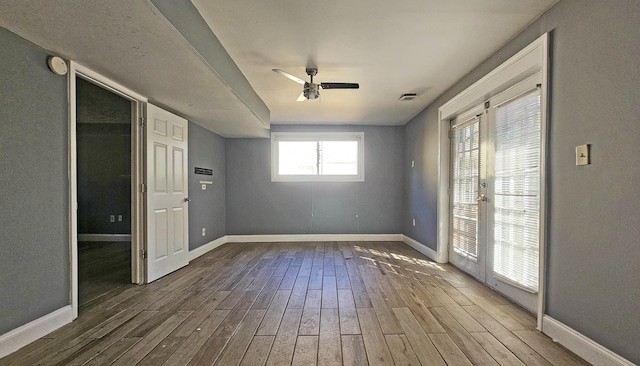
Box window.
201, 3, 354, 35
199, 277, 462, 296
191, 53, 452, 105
271, 132, 364, 182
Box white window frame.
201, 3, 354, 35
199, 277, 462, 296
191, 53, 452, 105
271, 132, 365, 182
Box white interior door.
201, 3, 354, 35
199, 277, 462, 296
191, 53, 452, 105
146, 103, 189, 283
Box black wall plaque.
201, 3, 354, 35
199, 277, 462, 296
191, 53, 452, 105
195, 167, 213, 176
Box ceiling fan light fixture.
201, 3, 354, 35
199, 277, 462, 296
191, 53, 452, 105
399, 93, 417, 101
273, 68, 358, 101
304, 83, 320, 100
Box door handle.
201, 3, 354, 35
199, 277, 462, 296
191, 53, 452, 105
476, 194, 487, 202
184, 197, 191, 202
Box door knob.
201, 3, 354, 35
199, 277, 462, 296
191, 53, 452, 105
477, 194, 487, 202
184, 197, 191, 202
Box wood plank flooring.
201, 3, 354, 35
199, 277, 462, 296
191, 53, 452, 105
78, 241, 132, 308
0, 242, 591, 365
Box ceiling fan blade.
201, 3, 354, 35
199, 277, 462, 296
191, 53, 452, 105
296, 91, 307, 102
273, 69, 306, 85
320, 82, 359, 90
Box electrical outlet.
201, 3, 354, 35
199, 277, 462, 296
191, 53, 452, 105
202, 228, 206, 236
202, 184, 207, 190
118, 215, 123, 222
412, 218, 416, 226
110, 215, 115, 223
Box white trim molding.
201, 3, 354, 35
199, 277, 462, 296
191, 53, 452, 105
0, 306, 72, 359
189, 234, 447, 264
226, 233, 402, 243
401, 235, 440, 262
271, 132, 365, 183
437, 33, 550, 329
189, 234, 408, 260
77, 234, 132, 242
189, 236, 228, 261
69, 60, 148, 319
542, 316, 635, 366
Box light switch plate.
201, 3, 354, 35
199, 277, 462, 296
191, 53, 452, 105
576, 144, 589, 166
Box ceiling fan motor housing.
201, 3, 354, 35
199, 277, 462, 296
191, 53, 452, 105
304, 82, 320, 99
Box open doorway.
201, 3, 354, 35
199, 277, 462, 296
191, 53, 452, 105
69, 62, 146, 319
76, 77, 134, 309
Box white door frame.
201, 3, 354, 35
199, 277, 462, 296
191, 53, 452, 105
437, 33, 549, 329
68, 61, 147, 319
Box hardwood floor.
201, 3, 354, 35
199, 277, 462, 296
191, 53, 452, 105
78, 241, 133, 308
0, 242, 590, 365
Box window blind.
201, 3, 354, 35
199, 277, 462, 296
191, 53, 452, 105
451, 118, 481, 259
493, 89, 541, 292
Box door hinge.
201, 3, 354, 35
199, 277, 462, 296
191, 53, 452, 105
140, 183, 146, 193
484, 101, 490, 109
140, 117, 146, 127
448, 130, 453, 139
141, 250, 147, 259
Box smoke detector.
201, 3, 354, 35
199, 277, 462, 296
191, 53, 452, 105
399, 93, 417, 101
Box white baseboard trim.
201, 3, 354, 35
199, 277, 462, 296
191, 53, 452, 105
189, 236, 228, 261
226, 233, 403, 243
401, 235, 441, 262
188, 234, 447, 272
542, 315, 635, 366
187, 234, 405, 260
0, 306, 73, 359
77, 234, 132, 242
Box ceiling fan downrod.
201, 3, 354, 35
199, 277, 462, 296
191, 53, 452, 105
304, 68, 320, 100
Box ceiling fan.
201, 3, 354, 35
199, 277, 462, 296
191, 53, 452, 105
272, 68, 359, 101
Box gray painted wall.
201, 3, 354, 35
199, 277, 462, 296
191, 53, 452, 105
226, 125, 404, 235
189, 122, 226, 249
0, 28, 69, 335
77, 78, 132, 234
403, 0, 640, 362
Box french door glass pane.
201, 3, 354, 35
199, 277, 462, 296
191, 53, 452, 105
451, 119, 480, 258
493, 89, 541, 292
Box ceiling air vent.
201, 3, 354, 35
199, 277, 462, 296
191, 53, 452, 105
399, 93, 417, 101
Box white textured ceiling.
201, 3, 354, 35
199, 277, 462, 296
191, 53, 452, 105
192, 0, 556, 125
0, 0, 270, 137
0, 0, 557, 136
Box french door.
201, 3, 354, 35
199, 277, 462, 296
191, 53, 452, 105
450, 106, 487, 282
450, 76, 542, 312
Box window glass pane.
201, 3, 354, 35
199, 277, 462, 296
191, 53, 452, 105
493, 89, 541, 292
319, 141, 358, 175
451, 119, 480, 258
271, 132, 364, 182
279, 141, 317, 175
